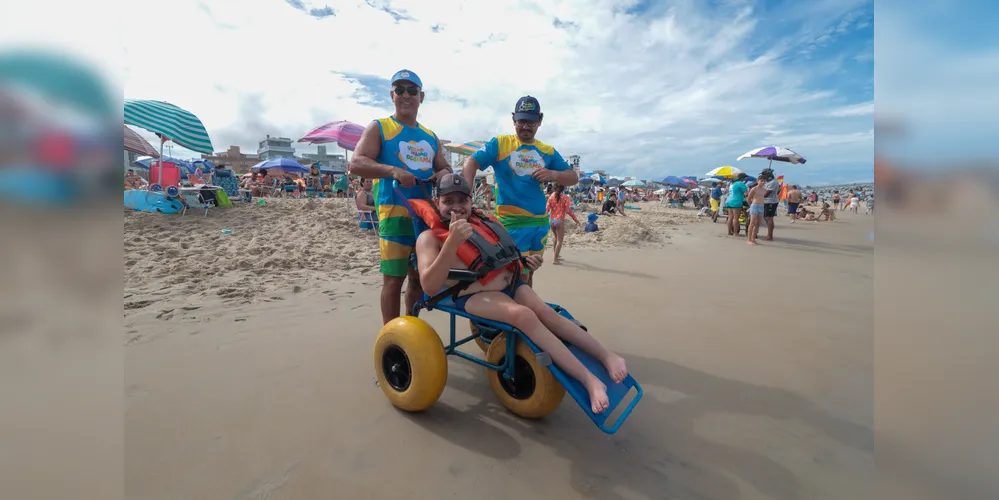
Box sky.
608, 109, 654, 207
116, 0, 879, 186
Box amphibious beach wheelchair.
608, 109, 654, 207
372, 181, 643, 434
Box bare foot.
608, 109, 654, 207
601, 353, 629, 384
764, 237, 773, 241
585, 377, 610, 414
747, 241, 758, 245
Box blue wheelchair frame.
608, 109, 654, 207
395, 180, 643, 434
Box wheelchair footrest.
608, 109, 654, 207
520, 334, 643, 435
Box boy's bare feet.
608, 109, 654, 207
601, 353, 629, 384
585, 377, 610, 414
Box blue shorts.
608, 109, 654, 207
453, 280, 527, 310
507, 226, 548, 256
749, 204, 765, 216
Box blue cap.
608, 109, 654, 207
390, 69, 422, 89
513, 95, 541, 121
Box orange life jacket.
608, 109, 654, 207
408, 198, 522, 285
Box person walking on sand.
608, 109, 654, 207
349, 69, 453, 325
725, 173, 749, 236
461, 95, 578, 288
546, 183, 579, 264
746, 179, 766, 245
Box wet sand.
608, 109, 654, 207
124, 202, 874, 500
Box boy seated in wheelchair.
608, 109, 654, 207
412, 174, 628, 414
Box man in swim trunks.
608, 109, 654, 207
787, 184, 803, 221
413, 173, 627, 414
349, 69, 453, 324
461, 95, 578, 287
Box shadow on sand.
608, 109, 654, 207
404, 355, 873, 500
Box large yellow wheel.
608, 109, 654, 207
485, 333, 565, 419
373, 316, 448, 412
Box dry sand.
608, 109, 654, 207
124, 199, 874, 500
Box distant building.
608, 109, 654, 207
202, 146, 260, 173
567, 154, 581, 174
257, 135, 296, 160
301, 145, 347, 170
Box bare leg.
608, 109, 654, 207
726, 208, 736, 235
380, 275, 405, 325
464, 291, 610, 414
552, 224, 565, 263
513, 285, 628, 383
748, 215, 760, 245
404, 265, 422, 317
765, 216, 774, 240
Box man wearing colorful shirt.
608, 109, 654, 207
461, 95, 578, 287
349, 69, 453, 325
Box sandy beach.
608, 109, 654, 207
124, 200, 874, 500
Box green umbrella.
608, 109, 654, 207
124, 99, 214, 155
0, 51, 115, 119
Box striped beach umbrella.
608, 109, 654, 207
298, 120, 364, 150
124, 125, 159, 157
704, 165, 744, 179
737, 145, 806, 165
443, 140, 486, 156
124, 99, 214, 155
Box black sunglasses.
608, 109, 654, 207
393, 85, 420, 96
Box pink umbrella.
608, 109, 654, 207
124, 125, 160, 157
298, 120, 363, 151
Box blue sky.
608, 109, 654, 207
121, 0, 880, 186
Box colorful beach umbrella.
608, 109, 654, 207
443, 140, 486, 156
298, 120, 364, 150
660, 176, 686, 187
622, 179, 645, 187
737, 145, 806, 166
124, 125, 159, 157
250, 158, 308, 174
124, 99, 214, 155
705, 166, 744, 179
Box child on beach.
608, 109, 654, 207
414, 174, 628, 414
746, 181, 765, 245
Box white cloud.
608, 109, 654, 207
829, 101, 874, 117
121, 0, 874, 183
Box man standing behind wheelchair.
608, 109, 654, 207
349, 69, 453, 325
461, 95, 579, 287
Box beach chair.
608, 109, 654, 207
372, 180, 643, 434
180, 191, 214, 217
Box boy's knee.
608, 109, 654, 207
508, 304, 539, 328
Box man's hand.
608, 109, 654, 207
428, 169, 451, 182
392, 168, 417, 188
445, 219, 473, 247
523, 254, 544, 271
531, 168, 557, 182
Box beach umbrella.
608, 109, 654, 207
443, 140, 487, 156
737, 145, 806, 169
124, 99, 214, 155
622, 179, 646, 187
251, 158, 308, 174
660, 176, 686, 187
132, 155, 192, 170
588, 173, 605, 184
124, 125, 159, 157
298, 120, 364, 150
705, 165, 744, 179
0, 51, 116, 119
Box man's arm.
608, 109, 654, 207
461, 156, 480, 190
551, 150, 579, 186
347, 121, 393, 178
415, 231, 459, 294
432, 137, 454, 177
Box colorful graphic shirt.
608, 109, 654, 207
471, 135, 571, 229
371, 116, 439, 236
